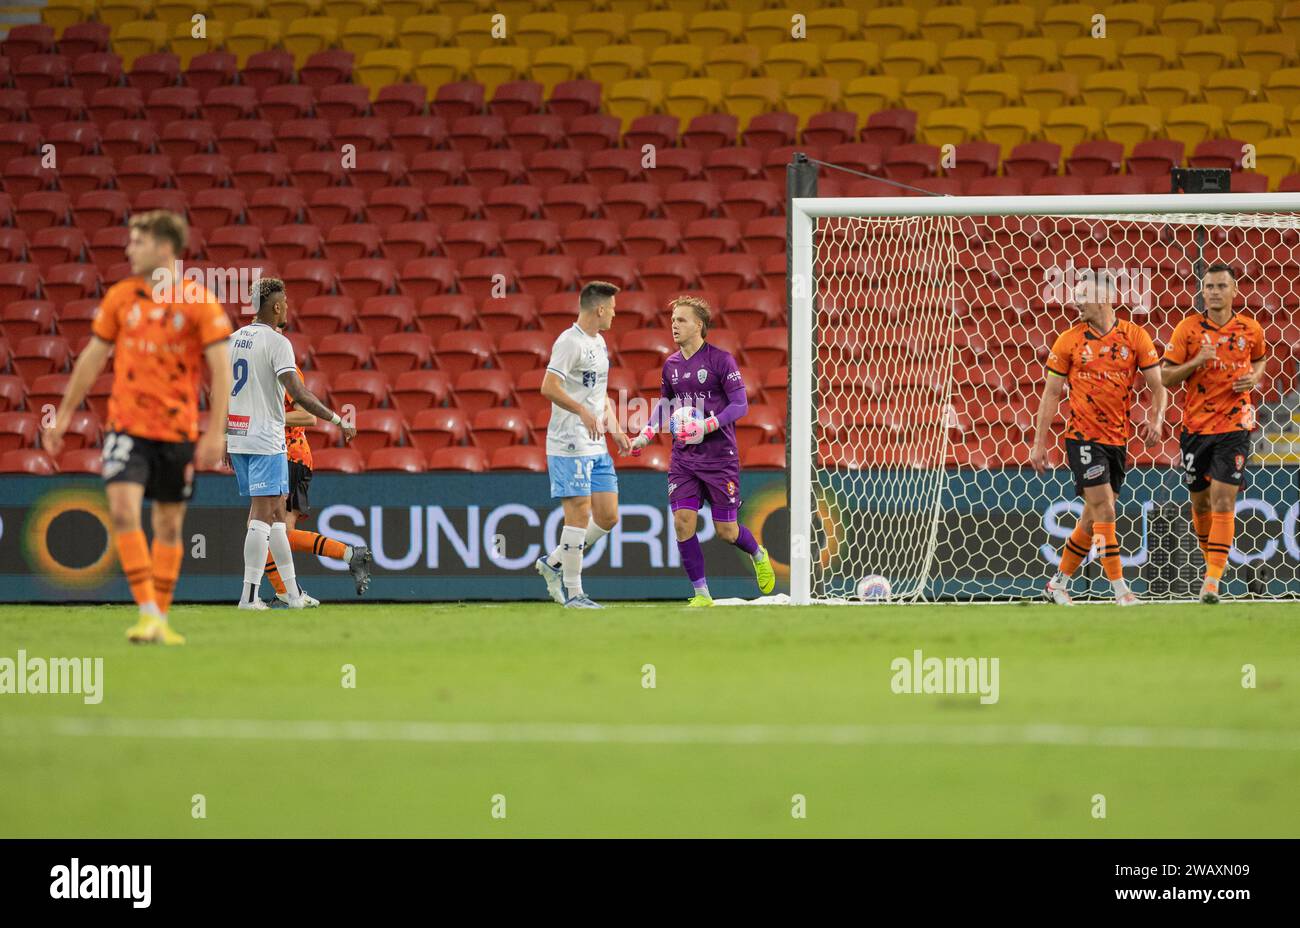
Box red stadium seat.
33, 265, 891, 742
232, 151, 289, 191
495, 330, 552, 370
300, 50, 354, 92
316, 84, 370, 124
296, 296, 356, 338
0, 448, 55, 474
427, 446, 488, 472
185, 51, 236, 94
61, 23, 111, 60
516, 370, 549, 421
701, 254, 761, 295
743, 112, 798, 152
467, 149, 526, 189
502, 221, 560, 262
379, 222, 439, 265
471, 407, 528, 453
410, 407, 470, 453
639, 255, 699, 298
330, 370, 390, 412
436, 330, 494, 375
743, 443, 786, 468
352, 408, 405, 457
245, 188, 305, 231
258, 85, 315, 124
265, 223, 322, 265
720, 180, 781, 223
721, 290, 780, 339
560, 220, 621, 262
374, 331, 431, 374
283, 259, 339, 304
579, 256, 640, 291
567, 113, 621, 152
0, 411, 39, 452
619, 329, 676, 371
518, 254, 577, 297
527, 148, 586, 187
366, 446, 426, 472
313, 333, 374, 377
490, 445, 546, 471
0, 265, 41, 307
862, 108, 917, 147
623, 219, 682, 260
734, 403, 784, 453
442, 220, 501, 262
541, 184, 601, 224
58, 447, 102, 474
682, 218, 740, 259
74, 189, 131, 234
398, 258, 457, 303
1190, 139, 1248, 171
367, 189, 423, 227
312, 447, 364, 473
1127, 139, 1184, 177
743, 329, 789, 369
415, 294, 474, 339
391, 116, 448, 158
241, 49, 295, 94
424, 185, 481, 224
359, 296, 416, 340
480, 295, 537, 335
1, 301, 55, 340
1004, 142, 1062, 180
61, 409, 101, 451
375, 83, 426, 122
0, 375, 26, 412
458, 258, 518, 302
489, 80, 542, 121
548, 79, 601, 121
205, 226, 263, 264
391, 369, 452, 417
324, 224, 382, 264
410, 150, 468, 189
453, 369, 514, 415
1066, 140, 1123, 177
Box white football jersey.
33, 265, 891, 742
545, 323, 610, 457
226, 322, 297, 455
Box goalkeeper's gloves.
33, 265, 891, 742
628, 424, 655, 455
678, 415, 720, 446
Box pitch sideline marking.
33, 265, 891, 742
4, 717, 1300, 752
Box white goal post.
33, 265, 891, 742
789, 193, 1300, 604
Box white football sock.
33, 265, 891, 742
243, 520, 271, 605
343, 545, 354, 564
560, 524, 586, 598
269, 522, 301, 601
584, 519, 609, 548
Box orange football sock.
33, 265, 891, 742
151, 540, 183, 615
1057, 522, 1094, 577
1205, 511, 1234, 582
264, 552, 287, 595
289, 529, 348, 560
1192, 510, 1212, 563
115, 529, 157, 611
1093, 521, 1123, 582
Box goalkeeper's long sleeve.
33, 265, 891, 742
714, 382, 749, 427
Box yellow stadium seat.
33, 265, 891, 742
1159, 2, 1213, 42
340, 15, 395, 55
903, 75, 961, 116
414, 48, 472, 89
807, 9, 860, 48
1227, 102, 1285, 142
436, 0, 478, 16
665, 78, 723, 122
44, 0, 95, 33
1100, 3, 1154, 43
1219, 1, 1275, 41
1205, 70, 1262, 110
1287, 104, 1300, 138
356, 49, 413, 96
1040, 4, 1093, 41
920, 6, 975, 44
1122, 36, 1178, 76
213, 0, 266, 20
939, 39, 997, 81
532, 47, 587, 92
1061, 37, 1119, 76
1002, 38, 1059, 78
1103, 104, 1163, 146
1082, 70, 1139, 111
1143, 70, 1202, 113
516, 13, 568, 50
113, 20, 169, 68
656, 0, 707, 14
823, 42, 879, 83
591, 46, 644, 87
284, 18, 339, 67
648, 45, 703, 84
863, 8, 918, 46
454, 14, 499, 53
1242, 35, 1298, 73
498, 0, 540, 21
472, 47, 530, 94
921, 106, 982, 146
722, 78, 782, 125
980, 5, 1036, 44
323, 0, 372, 19
844, 76, 902, 119
1181, 35, 1239, 77
397, 15, 452, 53
762, 42, 820, 83
689, 11, 742, 48
1265, 68, 1300, 110
1164, 104, 1225, 147
100, 0, 152, 31
983, 106, 1042, 151
745, 11, 799, 51
266, 0, 321, 29
1023, 72, 1080, 113
606, 80, 665, 128
881, 40, 938, 81
224, 18, 282, 67
155, 0, 208, 27
571, 13, 627, 50
964, 73, 1022, 113
170, 19, 225, 68
553, 0, 597, 12
783, 78, 841, 127
1284, 2, 1300, 40
629, 12, 684, 48
703, 45, 757, 84
1043, 105, 1102, 149
1253, 138, 1300, 188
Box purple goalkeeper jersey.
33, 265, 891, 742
660, 341, 747, 467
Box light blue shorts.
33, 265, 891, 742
548, 453, 618, 499
230, 452, 289, 497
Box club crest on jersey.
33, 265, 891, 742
726, 480, 736, 496
1234, 454, 1245, 471
1236, 336, 1246, 351
1119, 345, 1129, 359
173, 311, 185, 331
696, 369, 707, 383
582, 370, 597, 387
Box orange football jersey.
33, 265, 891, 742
91, 277, 233, 443
1163, 312, 1266, 435
284, 365, 313, 469
1046, 319, 1161, 446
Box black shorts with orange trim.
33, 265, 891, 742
1179, 429, 1251, 493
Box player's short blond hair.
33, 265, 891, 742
128, 210, 188, 256
670, 295, 712, 334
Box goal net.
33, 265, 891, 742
788, 193, 1300, 603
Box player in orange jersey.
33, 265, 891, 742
1030, 279, 1167, 606
1161, 264, 1267, 604
42, 211, 233, 644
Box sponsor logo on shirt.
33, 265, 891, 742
226, 414, 250, 437
671, 368, 679, 383
1084, 464, 1105, 480
668, 482, 678, 495
726, 370, 741, 382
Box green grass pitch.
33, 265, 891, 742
1, 601, 1297, 837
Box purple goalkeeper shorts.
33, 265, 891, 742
668, 463, 742, 523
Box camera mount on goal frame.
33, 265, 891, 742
1170, 167, 1231, 194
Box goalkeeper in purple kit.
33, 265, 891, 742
624, 296, 775, 606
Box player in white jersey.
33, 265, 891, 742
227, 278, 356, 610
534, 281, 631, 608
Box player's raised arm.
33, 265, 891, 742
42, 335, 112, 457
278, 370, 354, 442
